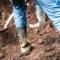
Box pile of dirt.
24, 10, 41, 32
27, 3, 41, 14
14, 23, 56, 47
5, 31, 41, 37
0, 0, 60, 60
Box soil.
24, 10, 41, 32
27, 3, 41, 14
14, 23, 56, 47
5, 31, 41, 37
0, 0, 60, 60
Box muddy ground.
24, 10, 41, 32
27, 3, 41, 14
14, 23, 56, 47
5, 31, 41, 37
0, 0, 60, 60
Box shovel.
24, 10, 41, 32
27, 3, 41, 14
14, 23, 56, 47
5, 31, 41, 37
0, 13, 13, 32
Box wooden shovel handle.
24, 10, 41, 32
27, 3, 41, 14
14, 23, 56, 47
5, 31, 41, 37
4, 13, 13, 29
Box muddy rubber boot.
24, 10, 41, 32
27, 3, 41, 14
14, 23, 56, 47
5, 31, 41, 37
17, 28, 32, 55
29, 5, 46, 28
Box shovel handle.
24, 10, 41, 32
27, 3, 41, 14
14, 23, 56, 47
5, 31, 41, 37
4, 13, 13, 29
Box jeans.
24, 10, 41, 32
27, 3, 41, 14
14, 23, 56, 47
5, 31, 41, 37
12, 0, 27, 28
36, 0, 60, 32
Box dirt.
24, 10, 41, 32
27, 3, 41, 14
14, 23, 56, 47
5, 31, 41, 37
0, 0, 60, 60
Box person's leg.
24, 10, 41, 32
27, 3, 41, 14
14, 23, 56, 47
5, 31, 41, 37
11, 0, 32, 54
25, 0, 32, 6
29, 4, 46, 28
36, 0, 60, 32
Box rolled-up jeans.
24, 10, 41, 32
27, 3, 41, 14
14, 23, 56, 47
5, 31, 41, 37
12, 0, 27, 28
36, 0, 60, 32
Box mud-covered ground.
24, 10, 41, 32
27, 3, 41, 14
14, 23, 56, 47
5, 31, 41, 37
0, 0, 60, 60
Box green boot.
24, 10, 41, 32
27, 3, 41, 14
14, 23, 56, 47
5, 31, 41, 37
17, 28, 32, 54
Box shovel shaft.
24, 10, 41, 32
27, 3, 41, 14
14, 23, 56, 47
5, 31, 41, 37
4, 13, 13, 29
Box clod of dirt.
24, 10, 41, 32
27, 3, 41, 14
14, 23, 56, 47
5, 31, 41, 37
45, 50, 55, 57
56, 35, 60, 44
0, 53, 3, 57
38, 39, 44, 44
13, 56, 27, 60
0, 28, 6, 32
54, 51, 60, 60
55, 56, 60, 60
0, 25, 7, 32
0, 52, 4, 58
44, 46, 55, 52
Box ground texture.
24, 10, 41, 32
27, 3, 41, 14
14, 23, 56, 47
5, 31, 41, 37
0, 0, 60, 60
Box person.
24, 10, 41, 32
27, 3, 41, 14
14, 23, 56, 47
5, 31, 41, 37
10, 0, 32, 54
29, 0, 46, 28
35, 0, 60, 32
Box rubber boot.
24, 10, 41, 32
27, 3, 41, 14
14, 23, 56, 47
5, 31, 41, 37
29, 5, 46, 28
17, 28, 32, 54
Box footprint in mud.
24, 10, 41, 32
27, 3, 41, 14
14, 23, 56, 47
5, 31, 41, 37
44, 35, 55, 46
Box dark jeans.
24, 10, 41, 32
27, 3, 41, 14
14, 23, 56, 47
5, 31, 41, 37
12, 0, 27, 28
